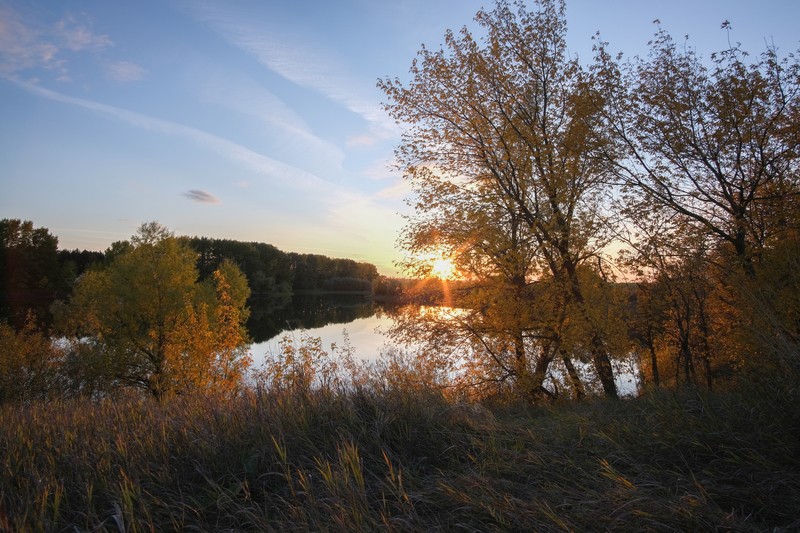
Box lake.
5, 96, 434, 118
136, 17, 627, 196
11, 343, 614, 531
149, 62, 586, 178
246, 294, 641, 396
247, 294, 399, 368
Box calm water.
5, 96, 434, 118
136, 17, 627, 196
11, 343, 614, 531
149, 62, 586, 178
247, 294, 399, 369
246, 294, 640, 396
249, 312, 396, 368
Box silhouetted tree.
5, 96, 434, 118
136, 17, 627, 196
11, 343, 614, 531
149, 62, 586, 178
0, 219, 69, 328
594, 24, 800, 277
380, 0, 621, 397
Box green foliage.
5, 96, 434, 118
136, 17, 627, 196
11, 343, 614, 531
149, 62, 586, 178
186, 236, 294, 296
183, 236, 380, 297
288, 252, 379, 292
59, 222, 251, 399
322, 276, 372, 292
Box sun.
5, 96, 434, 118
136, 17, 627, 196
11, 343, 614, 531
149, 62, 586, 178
430, 257, 457, 280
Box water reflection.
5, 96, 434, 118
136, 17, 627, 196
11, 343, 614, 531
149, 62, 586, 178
246, 297, 641, 397
246, 293, 378, 343
246, 294, 400, 369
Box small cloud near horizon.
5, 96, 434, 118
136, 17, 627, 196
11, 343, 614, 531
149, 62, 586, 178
183, 189, 220, 204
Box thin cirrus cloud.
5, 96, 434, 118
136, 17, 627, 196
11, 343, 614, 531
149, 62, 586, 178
52, 14, 112, 51
183, 189, 220, 204
11, 79, 337, 192
0, 5, 62, 75
196, 69, 345, 171
184, 2, 394, 136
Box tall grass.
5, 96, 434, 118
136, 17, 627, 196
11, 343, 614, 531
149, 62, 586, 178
2, 379, 798, 531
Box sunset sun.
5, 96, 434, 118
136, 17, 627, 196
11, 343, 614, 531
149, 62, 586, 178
430, 257, 457, 279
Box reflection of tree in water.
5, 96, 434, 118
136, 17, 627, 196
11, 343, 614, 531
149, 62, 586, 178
246, 293, 377, 343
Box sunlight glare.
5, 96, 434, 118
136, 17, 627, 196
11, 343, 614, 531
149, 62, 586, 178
430, 257, 457, 279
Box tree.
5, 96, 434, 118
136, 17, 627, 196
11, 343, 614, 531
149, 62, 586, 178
287, 253, 378, 292
380, 0, 621, 397
186, 237, 295, 296
0, 219, 69, 328
61, 222, 251, 399
57, 249, 105, 280
595, 25, 800, 278
619, 212, 720, 390
592, 22, 800, 384
168, 269, 252, 396
389, 168, 574, 400
741, 230, 800, 377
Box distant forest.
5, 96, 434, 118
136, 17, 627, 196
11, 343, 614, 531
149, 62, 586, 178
0, 219, 381, 328
184, 237, 379, 295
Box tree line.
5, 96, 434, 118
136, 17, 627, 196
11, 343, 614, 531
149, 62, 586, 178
379, 0, 800, 401
0, 220, 381, 329
187, 237, 380, 295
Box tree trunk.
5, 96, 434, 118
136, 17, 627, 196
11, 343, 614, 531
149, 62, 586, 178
696, 298, 714, 391
564, 262, 619, 398
528, 342, 557, 400
648, 340, 660, 387
561, 352, 586, 400
589, 332, 618, 397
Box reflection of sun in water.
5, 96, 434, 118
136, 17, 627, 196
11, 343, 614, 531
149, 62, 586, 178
430, 257, 456, 279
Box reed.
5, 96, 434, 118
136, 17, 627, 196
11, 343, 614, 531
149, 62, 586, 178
1, 382, 798, 531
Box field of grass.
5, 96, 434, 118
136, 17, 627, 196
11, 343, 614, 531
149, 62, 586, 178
1, 382, 799, 531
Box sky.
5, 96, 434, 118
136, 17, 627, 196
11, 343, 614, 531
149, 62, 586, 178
1, 0, 798, 275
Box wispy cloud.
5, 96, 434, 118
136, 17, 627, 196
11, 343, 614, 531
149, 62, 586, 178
0, 5, 62, 75
105, 60, 146, 82
53, 14, 112, 51
10, 79, 336, 191
184, 190, 220, 204
196, 69, 344, 172
0, 5, 144, 84
184, 2, 395, 135
375, 177, 413, 200
360, 157, 399, 181
346, 134, 378, 148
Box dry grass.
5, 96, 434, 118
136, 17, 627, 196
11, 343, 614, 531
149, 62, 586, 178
1, 382, 798, 531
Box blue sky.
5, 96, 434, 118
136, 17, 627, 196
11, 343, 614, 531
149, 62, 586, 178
1, 0, 797, 275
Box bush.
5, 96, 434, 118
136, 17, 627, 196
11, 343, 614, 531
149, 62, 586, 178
0, 317, 62, 403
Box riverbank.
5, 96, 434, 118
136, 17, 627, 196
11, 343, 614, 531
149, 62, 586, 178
2, 382, 798, 531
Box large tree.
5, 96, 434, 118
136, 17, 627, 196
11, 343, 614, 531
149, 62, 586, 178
594, 25, 800, 277
61, 222, 251, 399
380, 0, 621, 397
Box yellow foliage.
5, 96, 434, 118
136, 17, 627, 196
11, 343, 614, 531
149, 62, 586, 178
60, 223, 251, 399
0, 316, 61, 402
